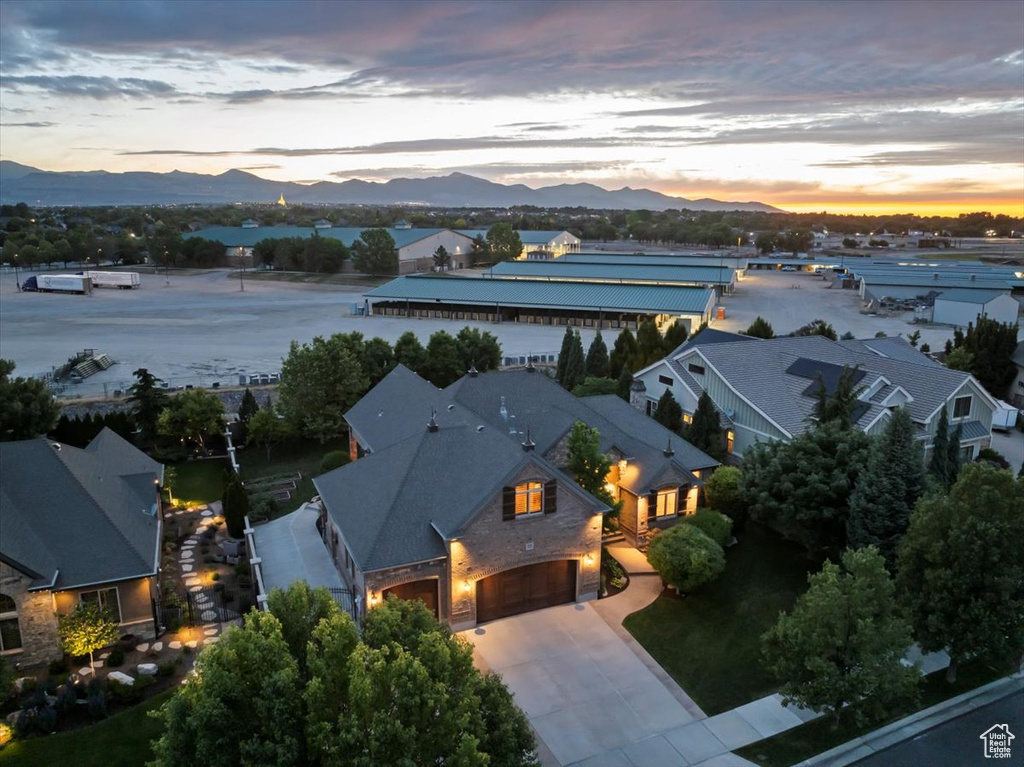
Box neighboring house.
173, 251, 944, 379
315, 365, 718, 629
0, 429, 164, 668
634, 330, 999, 462
457, 229, 582, 258
931, 289, 1020, 327
1010, 341, 1024, 408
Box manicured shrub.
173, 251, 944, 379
646, 523, 725, 593
320, 450, 350, 473
702, 466, 748, 530
55, 681, 77, 714
87, 691, 108, 719
106, 646, 125, 667
47, 657, 70, 676
681, 508, 733, 547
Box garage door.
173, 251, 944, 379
476, 560, 576, 624
384, 579, 439, 618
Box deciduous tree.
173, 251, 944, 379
350, 228, 397, 275
762, 547, 918, 729
794, 319, 837, 341
456, 327, 501, 373
486, 222, 523, 262
267, 581, 342, 677
58, 602, 120, 674
566, 421, 616, 513
572, 377, 618, 397
897, 464, 1024, 683
703, 466, 747, 531
646, 524, 725, 593
0, 359, 60, 441
394, 331, 427, 373
246, 406, 292, 461
157, 389, 225, 452
423, 331, 464, 387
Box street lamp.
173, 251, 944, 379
13, 255, 19, 292
164, 251, 170, 287
239, 251, 245, 292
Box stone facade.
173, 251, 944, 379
0, 562, 61, 670
449, 461, 603, 631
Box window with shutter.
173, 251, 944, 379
502, 486, 516, 520
544, 479, 557, 514
647, 492, 657, 521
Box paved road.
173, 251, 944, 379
852, 692, 1023, 767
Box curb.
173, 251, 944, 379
796, 671, 1024, 766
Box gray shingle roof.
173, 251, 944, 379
0, 429, 161, 589
315, 423, 605, 572
365, 275, 715, 315
838, 337, 943, 367
687, 336, 976, 438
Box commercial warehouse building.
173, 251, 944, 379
364, 275, 716, 331
931, 290, 1020, 327
185, 225, 476, 273
458, 229, 582, 258
483, 260, 737, 293
560, 252, 749, 274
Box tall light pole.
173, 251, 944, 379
164, 250, 170, 287
13, 255, 19, 291
239, 251, 245, 292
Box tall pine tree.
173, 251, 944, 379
662, 322, 688, 353
847, 407, 924, 565
609, 328, 639, 379
562, 331, 587, 391
686, 392, 723, 458
585, 330, 610, 378
556, 326, 576, 386
635, 319, 665, 368
928, 408, 951, 488
654, 389, 683, 433
947, 423, 962, 487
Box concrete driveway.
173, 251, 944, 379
461, 601, 702, 766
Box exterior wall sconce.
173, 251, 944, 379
584, 553, 594, 566
618, 459, 628, 471
462, 580, 472, 593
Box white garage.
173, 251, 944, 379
932, 289, 1020, 328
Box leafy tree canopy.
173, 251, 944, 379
486, 222, 523, 262
646, 524, 725, 593
157, 389, 225, 451
350, 228, 397, 276
58, 602, 120, 673
0, 359, 60, 441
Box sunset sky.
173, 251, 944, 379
1, 0, 1022, 215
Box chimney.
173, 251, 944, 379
663, 437, 674, 457
427, 409, 439, 433
522, 427, 535, 452
525, 354, 535, 372
468, 365, 479, 378
969, 273, 976, 281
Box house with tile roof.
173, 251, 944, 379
0, 429, 164, 668
633, 329, 1000, 462
315, 365, 718, 629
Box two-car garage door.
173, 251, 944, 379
476, 560, 576, 624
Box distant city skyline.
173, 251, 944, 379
1, 0, 1022, 216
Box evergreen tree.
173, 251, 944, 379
584, 330, 610, 378
744, 316, 775, 338
662, 321, 688, 352
616, 366, 633, 401
954, 317, 1018, 397
238, 388, 259, 425
127, 367, 168, 446
812, 365, 863, 429
561, 331, 586, 391
928, 408, 951, 488
609, 328, 639, 379
222, 472, 250, 539
653, 389, 683, 433
635, 319, 664, 367
686, 391, 723, 458
847, 408, 924, 565
556, 326, 576, 385
947, 423, 962, 487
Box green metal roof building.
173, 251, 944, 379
365, 275, 716, 331
484, 260, 737, 291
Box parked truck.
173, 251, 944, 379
21, 274, 93, 294
81, 270, 141, 289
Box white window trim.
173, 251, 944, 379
952, 395, 971, 420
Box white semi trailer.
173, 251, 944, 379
82, 271, 141, 289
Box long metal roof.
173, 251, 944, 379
365, 275, 715, 315
184, 226, 468, 249
562, 253, 749, 269
457, 229, 579, 244
485, 260, 736, 286
858, 273, 1020, 290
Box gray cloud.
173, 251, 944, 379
1, 120, 56, 127
3, 75, 177, 99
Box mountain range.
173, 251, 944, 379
0, 161, 782, 212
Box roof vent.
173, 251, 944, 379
933, 273, 939, 280
969, 273, 976, 281
427, 409, 439, 433
51, 443, 61, 452
447, 404, 455, 411
476, 425, 485, 432
525, 354, 536, 373
377, 408, 384, 417
522, 427, 536, 452
468, 365, 479, 378
663, 437, 674, 457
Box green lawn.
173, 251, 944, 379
735, 658, 1016, 767
0, 689, 174, 767
623, 523, 814, 715
168, 458, 229, 505
237, 437, 345, 515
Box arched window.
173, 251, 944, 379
0, 594, 22, 652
